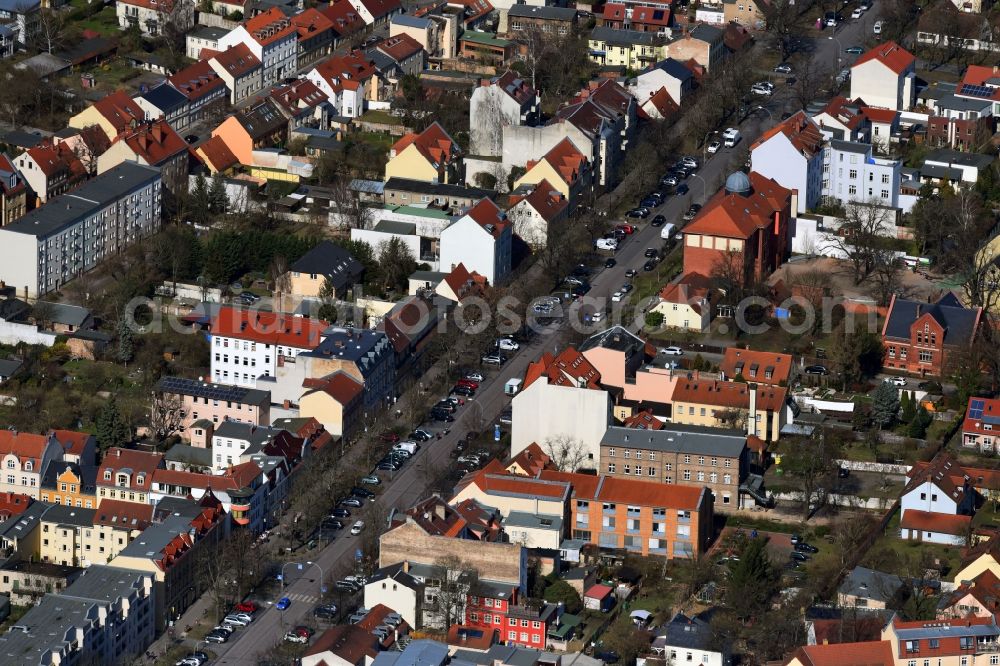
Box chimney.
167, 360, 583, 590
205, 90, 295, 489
434, 502, 446, 521
747, 383, 758, 437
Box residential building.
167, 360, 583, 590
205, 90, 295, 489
367, 33, 426, 81
601, 3, 671, 33
0, 23, 14, 58
504, 5, 578, 38
14, 141, 87, 206
166, 60, 228, 128
301, 624, 384, 666
812, 96, 868, 142
0, 430, 65, 498
718, 348, 792, 386
39, 461, 97, 509
850, 41, 916, 111
208, 44, 264, 105
386, 122, 462, 185
837, 566, 905, 610
639, 86, 680, 120
900, 454, 975, 544
96, 448, 164, 505
153, 376, 271, 440
923, 148, 995, 184
350, 0, 402, 25
651, 274, 714, 332
39, 504, 95, 566
0, 566, 156, 665
459, 31, 513, 66
364, 563, 425, 628
116, 0, 193, 36
469, 71, 540, 159
588, 26, 668, 71
0, 154, 27, 225
186, 25, 227, 59
881, 292, 982, 377
299, 371, 364, 437
269, 79, 331, 132
0, 163, 162, 298
599, 425, 749, 510
723, 0, 766, 27
670, 378, 788, 442
320, 0, 368, 48
305, 51, 379, 118
85, 499, 154, 566
962, 397, 1000, 453
511, 347, 609, 467
97, 119, 189, 196
451, 468, 568, 522
439, 198, 512, 285
68, 90, 147, 143
937, 569, 1000, 619
666, 24, 726, 72
284, 239, 364, 300
194, 136, 240, 175
217, 7, 298, 88
821, 140, 903, 209
750, 111, 825, 214
111, 496, 227, 630
134, 83, 190, 133
448, 0, 493, 29
630, 58, 694, 108
782, 641, 894, 666
513, 138, 591, 207
0, 0, 38, 46
211, 99, 289, 166
506, 180, 569, 249
682, 171, 793, 287
383, 178, 494, 209
657, 611, 731, 666
292, 7, 336, 68
540, 469, 714, 558
391, 11, 459, 61
881, 614, 1000, 664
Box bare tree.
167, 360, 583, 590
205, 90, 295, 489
198, 529, 260, 622
33, 9, 70, 55
328, 176, 375, 230
429, 555, 479, 629
149, 391, 184, 441
470, 82, 519, 157
869, 251, 903, 307
760, 0, 801, 61
542, 435, 589, 472
270, 255, 291, 300
791, 60, 825, 110
820, 200, 895, 285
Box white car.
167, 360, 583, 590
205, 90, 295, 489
885, 377, 907, 387
751, 82, 774, 95
611, 291, 624, 302
351, 520, 365, 536
284, 631, 309, 644
497, 338, 519, 352
851, 7, 863, 18
596, 238, 618, 251
660, 346, 684, 356
680, 156, 699, 169
590, 311, 604, 323
465, 372, 484, 382
707, 140, 721, 154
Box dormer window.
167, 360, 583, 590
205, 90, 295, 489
5, 461, 13, 469
117, 474, 129, 487
136, 473, 146, 486
24, 461, 31, 471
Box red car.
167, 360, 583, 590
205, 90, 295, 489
378, 431, 400, 443
616, 224, 636, 234
234, 601, 258, 614
456, 378, 479, 389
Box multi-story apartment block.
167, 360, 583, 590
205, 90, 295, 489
0, 163, 162, 298
40, 461, 97, 508
0, 565, 156, 665
0, 154, 27, 225
39, 504, 95, 566
0, 430, 64, 498
881, 614, 1000, 664
116, 0, 194, 36
750, 112, 825, 214
670, 379, 788, 443
208, 44, 264, 105
209, 306, 329, 386
166, 59, 229, 128
599, 425, 749, 510
85, 499, 154, 567
97, 120, 189, 196
210, 421, 283, 472
217, 7, 299, 89
153, 376, 271, 440
963, 397, 1000, 453
822, 139, 903, 208
68, 90, 147, 143
96, 448, 164, 505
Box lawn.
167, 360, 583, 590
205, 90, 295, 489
74, 7, 122, 37
862, 511, 964, 578
360, 110, 403, 126
354, 131, 395, 151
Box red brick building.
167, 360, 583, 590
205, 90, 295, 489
681, 171, 793, 287
881, 292, 982, 377
464, 584, 557, 649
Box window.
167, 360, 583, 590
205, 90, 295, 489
882, 173, 890, 184
607, 463, 616, 473
849, 185, 857, 195
697, 471, 705, 481
723, 473, 732, 484
634, 465, 642, 476
919, 350, 932, 363
608, 448, 615, 457
849, 169, 858, 179
683, 470, 691, 481
623, 464, 630, 475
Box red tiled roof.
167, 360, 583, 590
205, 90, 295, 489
209, 44, 261, 78
522, 346, 601, 390
671, 378, 787, 412
621, 410, 664, 430
312, 51, 377, 93
901, 509, 972, 536
447, 0, 492, 24
684, 171, 791, 239
964, 64, 1000, 87
719, 348, 792, 386
539, 469, 704, 510
462, 472, 571, 500
377, 33, 423, 62
391, 122, 459, 167
94, 498, 153, 530
964, 397, 1000, 438
751, 111, 824, 157
506, 442, 553, 476
210, 306, 328, 349
357, 0, 402, 20
91, 90, 146, 136
641, 87, 679, 119
291, 7, 334, 41
97, 448, 164, 491
303, 371, 363, 405
784, 640, 894, 666
939, 569, 1000, 616
815, 96, 864, 131
447, 624, 496, 649
853, 40, 915, 75
658, 272, 711, 307
462, 198, 509, 238
585, 583, 613, 599
112, 119, 187, 166
269, 79, 329, 115
527, 137, 588, 188
405, 495, 472, 537
0, 431, 53, 469
305, 624, 381, 661
538, 469, 600, 499
244, 7, 297, 46
196, 135, 239, 171
0, 492, 32, 520
168, 60, 226, 101
24, 142, 87, 180
488, 71, 536, 105
441, 262, 486, 299
602, 3, 625, 21
516, 179, 568, 223
904, 453, 969, 501
319, 0, 366, 37
860, 106, 898, 123
631, 5, 671, 27
49, 430, 93, 458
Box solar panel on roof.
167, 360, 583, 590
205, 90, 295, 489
984, 415, 1000, 426
960, 83, 994, 99
970, 399, 986, 419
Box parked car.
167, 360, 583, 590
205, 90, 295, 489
884, 376, 907, 387
661, 175, 679, 187
314, 603, 338, 619
790, 551, 810, 562
330, 508, 351, 519
324, 518, 344, 530
616, 223, 636, 234
804, 365, 829, 375
223, 615, 250, 627
284, 627, 310, 643
351, 520, 365, 535
604, 257, 617, 268
205, 632, 229, 644
234, 601, 258, 614
845, 45, 864, 54
378, 431, 400, 443
361, 474, 380, 485
773, 63, 792, 74
451, 385, 475, 397
620, 284, 633, 294
660, 346, 684, 356
410, 428, 433, 441
481, 354, 505, 366
642, 259, 657, 271
851, 7, 863, 18
626, 208, 650, 219
276, 597, 291, 611
683, 204, 702, 221
497, 338, 519, 352
429, 410, 454, 422
465, 372, 485, 382
795, 542, 819, 553
625, 268, 638, 278
707, 140, 721, 154
611, 291, 625, 302
340, 497, 363, 508
651, 215, 666, 227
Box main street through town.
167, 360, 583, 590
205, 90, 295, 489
204, 7, 887, 663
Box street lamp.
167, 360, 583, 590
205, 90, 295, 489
827, 35, 843, 70
280, 560, 327, 597
689, 174, 707, 205
754, 106, 773, 120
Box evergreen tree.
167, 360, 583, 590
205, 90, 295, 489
208, 173, 228, 214
725, 535, 779, 620
871, 381, 900, 429
907, 405, 933, 439
95, 400, 131, 451
117, 316, 134, 364
900, 390, 915, 422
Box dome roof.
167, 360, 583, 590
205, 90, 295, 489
725, 171, 752, 196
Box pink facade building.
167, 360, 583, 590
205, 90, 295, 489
154, 377, 271, 445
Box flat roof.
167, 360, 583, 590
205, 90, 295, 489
601, 424, 747, 457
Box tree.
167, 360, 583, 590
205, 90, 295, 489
95, 399, 131, 451
907, 405, 933, 439
327, 176, 375, 230
791, 59, 825, 110
117, 316, 134, 364
871, 381, 900, 428
149, 392, 183, 442
318, 275, 339, 323
725, 534, 779, 620
270, 255, 291, 298
429, 555, 479, 629
543, 579, 582, 613
542, 435, 589, 472
869, 252, 903, 307
33, 9, 70, 55
900, 390, 915, 423
821, 200, 896, 285
781, 429, 841, 519
760, 0, 800, 60
208, 173, 228, 214
376, 237, 417, 294
198, 530, 261, 622
829, 321, 884, 391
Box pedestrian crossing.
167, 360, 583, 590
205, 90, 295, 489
284, 592, 318, 603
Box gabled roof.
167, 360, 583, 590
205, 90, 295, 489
447, 0, 492, 25
391, 122, 459, 168
784, 640, 894, 666
320, 0, 367, 37
111, 119, 187, 166
838, 566, 904, 604
210, 305, 328, 349
93, 498, 154, 531
90, 90, 146, 136
852, 40, 915, 75
459, 472, 572, 501
641, 87, 679, 119
23, 142, 87, 180
269, 79, 329, 115
719, 348, 792, 385
901, 509, 972, 536
196, 135, 240, 172
860, 106, 898, 124
312, 51, 378, 93
289, 240, 364, 290
303, 370, 364, 405
522, 346, 601, 390
0, 492, 32, 520
168, 60, 226, 102
658, 272, 711, 310
244, 7, 297, 46
356, 0, 402, 20
621, 410, 664, 430
379, 295, 437, 353
881, 292, 982, 346
630, 5, 671, 27
813, 96, 865, 131
539, 469, 704, 509
506, 442, 553, 476
459, 198, 509, 238
684, 171, 791, 239
751, 111, 824, 158
291, 7, 334, 41
964, 397, 1000, 438
209, 43, 261, 78
671, 378, 787, 412
528, 137, 588, 187
514, 180, 567, 223
0, 431, 55, 469
97, 448, 164, 491
233, 99, 288, 140
376, 33, 423, 62
939, 569, 1000, 616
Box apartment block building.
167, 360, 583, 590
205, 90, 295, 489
822, 139, 903, 208
154, 376, 271, 440
599, 425, 749, 510
217, 7, 299, 89
96, 448, 164, 505
0, 430, 64, 498
0, 163, 162, 298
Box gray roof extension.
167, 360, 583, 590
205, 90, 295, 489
830, 139, 871, 155
156, 376, 269, 405
391, 14, 432, 29
690, 24, 723, 43
591, 25, 663, 48
508, 4, 578, 20
883, 292, 980, 345
601, 424, 747, 458
383, 177, 495, 200
838, 566, 904, 604
288, 240, 365, 294
924, 148, 994, 169
505, 512, 563, 533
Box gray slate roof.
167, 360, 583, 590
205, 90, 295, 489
289, 240, 365, 293
925, 148, 994, 169
383, 177, 495, 200
391, 14, 432, 29
601, 425, 747, 457
657, 612, 719, 653
838, 566, 904, 604
883, 292, 980, 345
830, 139, 870, 155
508, 4, 578, 20
591, 25, 663, 47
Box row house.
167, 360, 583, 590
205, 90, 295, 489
850, 40, 916, 111
506, 179, 569, 249
0, 430, 65, 497
39, 504, 95, 566
881, 292, 982, 377
116, 0, 193, 36
881, 614, 1000, 664
0, 154, 27, 224
96, 118, 189, 196
68, 90, 147, 144
86, 499, 154, 567
217, 7, 298, 89
321, 0, 368, 48
150, 459, 274, 531
97, 448, 164, 505
54, 125, 111, 177
306, 50, 380, 118
504, 5, 578, 38
386, 122, 462, 185
601, 3, 671, 33
14, 141, 87, 206
963, 397, 1000, 453
167, 59, 228, 127
292, 7, 336, 68
822, 139, 904, 210
269, 79, 331, 132
439, 198, 512, 285
211, 98, 289, 167
367, 33, 426, 84
0, 163, 162, 298
670, 378, 788, 443
40, 461, 97, 508
153, 376, 271, 442
718, 348, 792, 386
208, 44, 264, 105
466, 586, 558, 650
513, 138, 591, 210
135, 83, 190, 132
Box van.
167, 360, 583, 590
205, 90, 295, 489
392, 441, 417, 455
504, 378, 522, 396
723, 129, 741, 148
660, 223, 677, 240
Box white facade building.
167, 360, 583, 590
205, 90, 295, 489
511, 379, 610, 467
469, 72, 540, 157
850, 41, 916, 111
438, 200, 512, 285
117, 0, 194, 37
630, 58, 693, 108
749, 111, 825, 214
210, 421, 281, 472
0, 163, 162, 298
822, 140, 902, 209
216, 8, 298, 89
